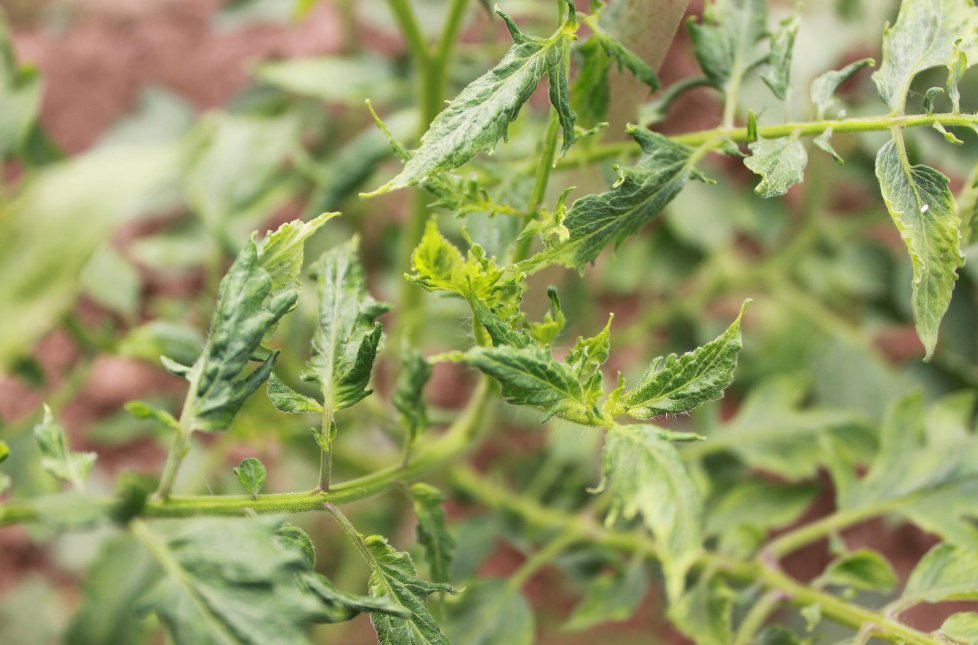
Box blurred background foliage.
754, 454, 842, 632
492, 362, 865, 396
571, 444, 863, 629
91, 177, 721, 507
1, 0, 977, 642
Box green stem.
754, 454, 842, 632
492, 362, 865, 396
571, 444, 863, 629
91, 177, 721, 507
384, 0, 430, 71
318, 404, 336, 491
449, 467, 945, 645
0, 378, 495, 527
512, 113, 563, 262
733, 590, 783, 645
553, 112, 978, 169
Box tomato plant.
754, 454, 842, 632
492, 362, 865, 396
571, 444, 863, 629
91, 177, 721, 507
2, 0, 978, 643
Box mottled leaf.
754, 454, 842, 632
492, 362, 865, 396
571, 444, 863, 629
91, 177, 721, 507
901, 544, 978, 608
872, 0, 978, 109
875, 137, 963, 359
813, 128, 843, 164
761, 14, 799, 101
596, 424, 702, 601
685, 0, 768, 91
745, 133, 808, 198
303, 236, 391, 412
33, 405, 96, 489
363, 535, 455, 645
266, 373, 323, 414
394, 351, 433, 444
810, 58, 874, 119
668, 573, 732, 645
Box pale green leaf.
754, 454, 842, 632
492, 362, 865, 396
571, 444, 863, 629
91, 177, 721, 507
363, 535, 455, 645
124, 401, 181, 433
410, 483, 455, 583
940, 612, 978, 644
668, 573, 732, 645
901, 544, 978, 607
814, 128, 844, 164
256, 213, 336, 305
66, 534, 160, 645
820, 549, 897, 592
685, 0, 767, 91
706, 480, 818, 539
444, 578, 533, 645
33, 405, 96, 489
948, 42, 968, 114
810, 58, 875, 119
875, 137, 963, 359
528, 286, 565, 348
234, 457, 266, 498
304, 236, 392, 412
116, 321, 204, 367
761, 14, 799, 101
522, 128, 700, 272
564, 557, 647, 632
254, 55, 398, 104
393, 351, 433, 443
137, 517, 323, 645
745, 132, 808, 198
596, 424, 702, 601
871, 0, 978, 109
0, 12, 41, 159
613, 300, 747, 419
266, 373, 324, 414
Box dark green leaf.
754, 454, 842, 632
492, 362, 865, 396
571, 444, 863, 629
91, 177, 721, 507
410, 483, 455, 583
33, 405, 96, 489
547, 40, 577, 157
234, 457, 266, 498
304, 236, 392, 412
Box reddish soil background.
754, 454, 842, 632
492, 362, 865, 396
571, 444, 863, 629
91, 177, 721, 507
0, 0, 971, 641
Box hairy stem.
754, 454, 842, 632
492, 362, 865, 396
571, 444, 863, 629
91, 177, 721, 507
554, 112, 978, 169
0, 378, 494, 526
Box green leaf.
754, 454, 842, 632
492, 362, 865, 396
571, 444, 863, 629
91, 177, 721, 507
685, 0, 768, 92
755, 626, 804, 645
948, 42, 968, 114
116, 321, 204, 367
570, 38, 612, 128
444, 578, 533, 645
33, 405, 96, 489
410, 483, 455, 584
266, 373, 324, 414
0, 440, 9, 464
408, 220, 523, 321
820, 549, 897, 592
66, 534, 160, 645
871, 0, 978, 109
303, 236, 392, 412
524, 128, 701, 272
595, 424, 702, 601
393, 351, 433, 444
528, 286, 566, 348
813, 129, 844, 164
611, 300, 747, 419
940, 612, 978, 644
564, 557, 648, 632
809, 58, 875, 119
363, 535, 455, 645
124, 401, 181, 433
761, 14, 799, 101
706, 480, 818, 544
875, 137, 963, 359
705, 375, 873, 481
745, 132, 808, 198
136, 517, 323, 645
547, 39, 577, 157
177, 238, 298, 433
668, 573, 732, 645
273, 524, 408, 624
0, 12, 42, 160
234, 457, 266, 498
256, 213, 336, 306
901, 544, 978, 607
364, 11, 572, 195
465, 342, 604, 426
